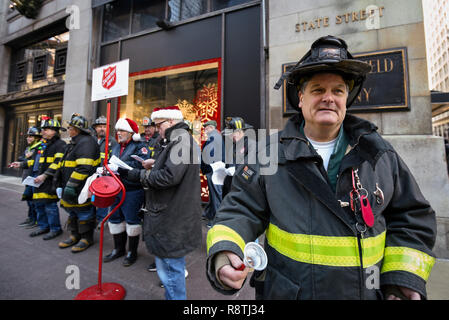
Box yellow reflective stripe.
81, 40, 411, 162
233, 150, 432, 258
39, 157, 45, 163
27, 160, 34, 167
76, 158, 95, 165
381, 247, 435, 281
70, 171, 88, 181
33, 193, 58, 200
60, 199, 90, 207
207, 224, 246, 255
361, 231, 386, 267
266, 223, 386, 268
236, 120, 242, 129
54, 153, 64, 158
62, 160, 77, 167
49, 163, 59, 170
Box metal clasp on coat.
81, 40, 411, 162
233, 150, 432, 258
373, 183, 384, 205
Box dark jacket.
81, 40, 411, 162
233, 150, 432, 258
206, 113, 436, 300
110, 139, 151, 190
57, 133, 100, 210
22, 136, 66, 202
131, 122, 202, 258
97, 136, 118, 165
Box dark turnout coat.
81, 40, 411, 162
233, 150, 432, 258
206, 113, 436, 300
131, 122, 202, 258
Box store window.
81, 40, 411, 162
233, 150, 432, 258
119, 58, 221, 145
119, 58, 221, 201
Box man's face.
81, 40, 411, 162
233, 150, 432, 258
231, 130, 244, 143
204, 125, 215, 135
299, 73, 348, 131
95, 124, 107, 138
116, 130, 132, 143
143, 125, 152, 136
67, 126, 80, 138
41, 128, 56, 140
155, 119, 172, 139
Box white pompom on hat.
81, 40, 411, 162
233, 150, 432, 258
151, 106, 184, 121
115, 118, 141, 141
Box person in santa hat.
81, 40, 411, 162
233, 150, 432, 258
103, 117, 151, 267
123, 106, 202, 299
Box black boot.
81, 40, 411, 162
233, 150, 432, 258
104, 232, 127, 262
72, 219, 95, 253
123, 235, 139, 267
59, 216, 80, 248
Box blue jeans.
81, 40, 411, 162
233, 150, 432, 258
96, 207, 109, 223
155, 256, 186, 300
26, 199, 37, 223
34, 201, 62, 232
108, 190, 143, 225
66, 207, 95, 222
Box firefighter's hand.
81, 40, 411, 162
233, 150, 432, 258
143, 159, 155, 170
385, 285, 421, 300
34, 174, 47, 184
217, 251, 249, 290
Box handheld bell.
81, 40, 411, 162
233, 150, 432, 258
243, 242, 268, 271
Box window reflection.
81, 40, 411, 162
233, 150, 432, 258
102, 0, 131, 42
8, 31, 69, 93
100, 0, 255, 42
132, 0, 166, 33
168, 0, 208, 22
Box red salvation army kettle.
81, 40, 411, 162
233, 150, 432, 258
89, 175, 121, 208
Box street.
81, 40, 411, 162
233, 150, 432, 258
0, 174, 448, 300
0, 175, 254, 300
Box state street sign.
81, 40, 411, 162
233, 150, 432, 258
91, 59, 129, 102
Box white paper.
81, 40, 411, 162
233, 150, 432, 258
22, 176, 44, 188
131, 155, 145, 163
109, 155, 133, 170
210, 161, 227, 185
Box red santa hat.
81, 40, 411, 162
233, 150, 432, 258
115, 118, 141, 141
151, 106, 184, 121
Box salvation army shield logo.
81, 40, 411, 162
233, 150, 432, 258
102, 66, 116, 90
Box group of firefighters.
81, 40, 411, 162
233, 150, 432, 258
12, 114, 159, 261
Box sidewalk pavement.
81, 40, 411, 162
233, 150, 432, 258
0, 174, 448, 300
0, 175, 254, 300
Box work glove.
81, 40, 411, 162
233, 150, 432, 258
62, 186, 78, 204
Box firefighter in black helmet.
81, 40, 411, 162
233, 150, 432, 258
13, 126, 43, 228
12, 118, 67, 239
206, 35, 436, 300
57, 113, 100, 253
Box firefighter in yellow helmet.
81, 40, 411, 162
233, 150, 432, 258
206, 35, 436, 300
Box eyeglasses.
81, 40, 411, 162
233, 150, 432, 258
155, 120, 167, 129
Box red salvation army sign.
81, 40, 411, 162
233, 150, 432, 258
92, 59, 129, 102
